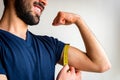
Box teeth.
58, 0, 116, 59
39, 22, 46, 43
34, 7, 41, 13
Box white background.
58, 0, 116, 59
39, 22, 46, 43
0, 0, 120, 80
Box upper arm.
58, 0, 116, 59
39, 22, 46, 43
0, 74, 7, 80
68, 46, 99, 72
59, 46, 99, 72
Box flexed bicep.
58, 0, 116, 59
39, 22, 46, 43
67, 46, 99, 72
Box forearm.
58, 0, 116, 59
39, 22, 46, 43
75, 17, 111, 72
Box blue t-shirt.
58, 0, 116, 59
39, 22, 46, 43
0, 30, 65, 80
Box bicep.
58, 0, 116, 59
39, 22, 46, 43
0, 74, 7, 80
59, 46, 99, 72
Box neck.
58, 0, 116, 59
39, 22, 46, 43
0, 8, 28, 40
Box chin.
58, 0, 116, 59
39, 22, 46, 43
27, 20, 40, 25
23, 13, 40, 25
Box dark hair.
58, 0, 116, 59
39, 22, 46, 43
3, 0, 8, 7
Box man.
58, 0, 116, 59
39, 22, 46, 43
0, 0, 111, 80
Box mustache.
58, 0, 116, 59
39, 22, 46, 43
34, 2, 45, 10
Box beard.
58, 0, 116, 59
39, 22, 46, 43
15, 0, 40, 25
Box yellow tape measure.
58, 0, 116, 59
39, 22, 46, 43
63, 44, 69, 66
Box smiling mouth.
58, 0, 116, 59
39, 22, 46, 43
33, 2, 45, 15
34, 2, 45, 11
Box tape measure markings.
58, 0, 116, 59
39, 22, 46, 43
63, 44, 69, 66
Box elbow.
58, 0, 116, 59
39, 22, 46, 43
97, 63, 111, 73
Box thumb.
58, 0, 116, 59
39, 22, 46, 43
61, 65, 70, 73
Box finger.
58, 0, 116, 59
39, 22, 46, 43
61, 65, 70, 73
52, 15, 58, 26
52, 17, 65, 26
59, 17, 65, 25
76, 70, 82, 80
52, 16, 58, 26
76, 70, 81, 76
75, 70, 82, 79
69, 66, 75, 74
52, 12, 60, 26
52, 11, 65, 26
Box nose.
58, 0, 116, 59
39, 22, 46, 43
39, 0, 48, 6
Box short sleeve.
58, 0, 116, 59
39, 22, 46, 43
39, 36, 65, 63
54, 38, 65, 63
0, 45, 6, 74
48, 37, 65, 63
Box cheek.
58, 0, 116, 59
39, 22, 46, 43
23, 0, 32, 11
26, 3, 32, 10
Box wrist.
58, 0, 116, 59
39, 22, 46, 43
74, 15, 83, 25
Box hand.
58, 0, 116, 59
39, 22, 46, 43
52, 11, 80, 26
56, 65, 81, 80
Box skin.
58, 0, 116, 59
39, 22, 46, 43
56, 65, 81, 80
54, 11, 111, 72
0, 0, 111, 80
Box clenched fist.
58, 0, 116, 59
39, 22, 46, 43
52, 11, 80, 26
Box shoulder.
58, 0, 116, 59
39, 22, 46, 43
29, 31, 63, 44
28, 31, 54, 40
28, 31, 65, 51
